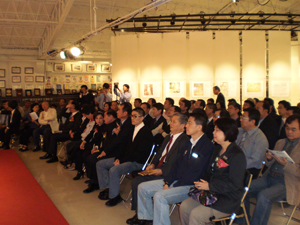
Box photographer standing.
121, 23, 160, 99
113, 83, 132, 103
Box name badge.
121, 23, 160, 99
192, 153, 198, 158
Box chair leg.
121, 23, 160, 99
169, 204, 177, 216
241, 203, 250, 225
280, 201, 287, 216
125, 190, 132, 202
120, 174, 126, 184
286, 205, 297, 225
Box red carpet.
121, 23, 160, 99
0, 150, 69, 225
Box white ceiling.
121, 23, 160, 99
0, 0, 299, 61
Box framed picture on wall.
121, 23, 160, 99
101, 64, 111, 72
45, 89, 53, 96
217, 81, 238, 98
86, 64, 97, 72
34, 88, 41, 96
12, 76, 21, 83
0, 69, 5, 78
0, 80, 5, 88
6, 88, 12, 97
141, 82, 161, 98
11, 67, 21, 74
71, 64, 82, 72
25, 67, 34, 74
65, 89, 71, 94
72, 89, 78, 94
165, 81, 185, 98
35, 76, 45, 83
25, 76, 34, 82
25, 90, 32, 97
54, 63, 65, 72
245, 81, 263, 97
16, 89, 23, 97
191, 81, 212, 98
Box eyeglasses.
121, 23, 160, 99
240, 116, 250, 120
131, 115, 143, 119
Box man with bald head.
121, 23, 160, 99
32, 101, 58, 152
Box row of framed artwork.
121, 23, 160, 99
0, 76, 44, 88
0, 88, 78, 97
0, 67, 34, 77
53, 63, 111, 72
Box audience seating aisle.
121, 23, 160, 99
1, 84, 300, 225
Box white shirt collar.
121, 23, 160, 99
132, 122, 145, 141
190, 133, 204, 149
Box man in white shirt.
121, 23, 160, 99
114, 83, 132, 103
32, 101, 58, 152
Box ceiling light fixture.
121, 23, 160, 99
60, 51, 66, 59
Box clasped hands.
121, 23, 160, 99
194, 179, 209, 191
145, 164, 163, 176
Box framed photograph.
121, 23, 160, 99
25, 76, 34, 82
25, 90, 32, 97
16, 89, 23, 97
25, 67, 34, 74
0, 69, 5, 78
217, 81, 238, 98
45, 89, 53, 96
165, 81, 185, 98
101, 64, 111, 72
270, 81, 290, 97
11, 67, 21, 74
72, 89, 78, 94
54, 63, 65, 72
34, 88, 41, 96
141, 82, 161, 98
57, 89, 62, 95
6, 88, 12, 97
35, 76, 45, 83
0, 80, 5, 88
86, 64, 97, 72
245, 81, 263, 97
65, 89, 71, 94
191, 81, 212, 98
12, 76, 21, 83
71, 64, 82, 72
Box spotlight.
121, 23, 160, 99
60, 51, 66, 59
71, 47, 81, 57
142, 22, 147, 27
170, 14, 176, 26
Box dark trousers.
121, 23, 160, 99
75, 148, 89, 172
86, 152, 101, 184
33, 125, 51, 148
49, 133, 70, 155
19, 127, 34, 146
0, 127, 15, 146
66, 140, 82, 162
131, 175, 163, 211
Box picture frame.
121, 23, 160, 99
86, 64, 97, 72
101, 64, 111, 72
6, 88, 12, 97
0, 80, 5, 88
12, 76, 21, 83
35, 76, 45, 83
25, 89, 32, 97
45, 89, 53, 96
11, 67, 21, 74
65, 89, 71, 94
16, 89, 23, 97
71, 64, 82, 72
25, 76, 34, 82
54, 63, 65, 72
72, 89, 78, 94
25, 67, 34, 74
34, 88, 41, 96
57, 89, 62, 95
0, 69, 5, 78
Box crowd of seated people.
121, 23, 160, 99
1, 84, 300, 225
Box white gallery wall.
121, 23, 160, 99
111, 31, 299, 106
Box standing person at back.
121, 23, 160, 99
79, 85, 94, 105
95, 83, 112, 111
114, 83, 132, 103
213, 86, 225, 108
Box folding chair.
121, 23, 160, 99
212, 170, 253, 225
278, 201, 300, 224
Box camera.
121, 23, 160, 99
114, 82, 119, 89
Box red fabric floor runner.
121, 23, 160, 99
0, 150, 69, 225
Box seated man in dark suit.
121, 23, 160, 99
205, 103, 216, 140
256, 101, 279, 149
0, 100, 21, 149
277, 100, 291, 139
141, 102, 152, 127
40, 101, 82, 163
228, 102, 241, 127
150, 103, 166, 146
179, 99, 191, 117
83, 104, 133, 193
126, 112, 189, 224
97, 107, 154, 207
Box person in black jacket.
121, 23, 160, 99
141, 102, 152, 127
151, 103, 166, 146
126, 112, 189, 225
136, 113, 214, 225
213, 86, 225, 107
180, 118, 246, 225
97, 107, 153, 207
0, 100, 21, 149
256, 101, 279, 149
40, 101, 82, 163
79, 85, 94, 106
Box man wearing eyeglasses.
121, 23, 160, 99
96, 107, 153, 207
236, 108, 268, 179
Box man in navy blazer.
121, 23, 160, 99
97, 107, 154, 207
0, 100, 21, 149
126, 112, 189, 224
136, 113, 214, 225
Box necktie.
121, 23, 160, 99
157, 135, 173, 167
